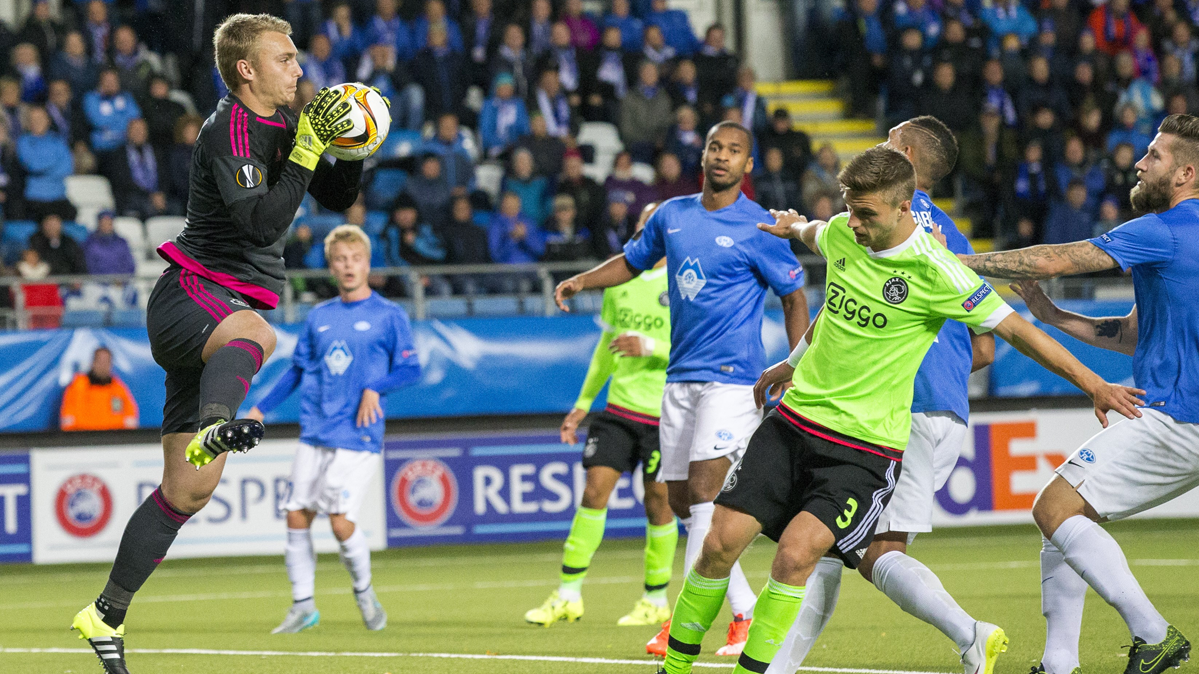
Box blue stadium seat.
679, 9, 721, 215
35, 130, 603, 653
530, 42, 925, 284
63, 222, 89, 244
299, 214, 344, 240
364, 210, 388, 237
61, 310, 106, 327
366, 169, 407, 210
426, 297, 469, 318
109, 308, 145, 327
472, 295, 520, 316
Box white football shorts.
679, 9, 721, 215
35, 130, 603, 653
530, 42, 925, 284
283, 443, 381, 522
658, 382, 763, 482
874, 411, 968, 544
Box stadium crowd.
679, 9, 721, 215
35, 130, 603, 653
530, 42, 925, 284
0, 0, 1178, 309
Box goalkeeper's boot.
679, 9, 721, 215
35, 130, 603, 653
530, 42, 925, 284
961, 621, 1009, 674
523, 590, 583, 626
185, 419, 264, 468
714, 614, 751, 656
355, 586, 387, 631
1124, 625, 1191, 674
617, 597, 671, 626
647, 619, 670, 656
71, 603, 129, 674
271, 604, 320, 634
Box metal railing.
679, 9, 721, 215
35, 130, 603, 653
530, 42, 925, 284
0, 254, 1133, 330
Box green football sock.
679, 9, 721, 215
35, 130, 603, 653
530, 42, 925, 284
733, 577, 806, 674
664, 569, 729, 674
558, 507, 607, 599
644, 520, 678, 606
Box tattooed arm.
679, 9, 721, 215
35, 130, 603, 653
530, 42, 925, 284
958, 241, 1119, 279
1009, 280, 1138, 356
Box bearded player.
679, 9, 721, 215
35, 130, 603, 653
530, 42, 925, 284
70, 14, 365, 673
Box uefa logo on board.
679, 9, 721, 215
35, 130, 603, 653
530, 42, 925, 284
391, 459, 458, 528
55, 474, 113, 537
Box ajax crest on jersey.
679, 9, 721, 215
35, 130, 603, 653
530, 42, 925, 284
326, 82, 392, 161
55, 474, 113, 538
676, 257, 707, 300
882, 277, 909, 304
391, 459, 458, 528
324, 340, 354, 375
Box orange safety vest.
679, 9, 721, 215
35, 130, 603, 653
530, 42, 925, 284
60, 373, 140, 431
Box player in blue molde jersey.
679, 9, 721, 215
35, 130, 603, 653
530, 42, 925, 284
767, 117, 1010, 674
555, 121, 811, 657
247, 225, 421, 635
960, 114, 1199, 674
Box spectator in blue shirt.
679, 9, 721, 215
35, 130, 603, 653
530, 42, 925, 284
479, 72, 530, 158
892, 0, 943, 48
982, 0, 1038, 50
1054, 135, 1105, 211
1043, 180, 1095, 244
412, 0, 465, 54
1106, 103, 1153, 157
303, 34, 346, 91
83, 68, 141, 152
646, 0, 700, 56
368, 0, 414, 62
603, 0, 645, 52
488, 191, 545, 268
422, 112, 476, 193
502, 148, 551, 227
48, 32, 98, 96
325, 2, 366, 73
83, 210, 136, 275
17, 106, 76, 223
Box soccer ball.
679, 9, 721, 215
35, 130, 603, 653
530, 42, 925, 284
324, 82, 391, 161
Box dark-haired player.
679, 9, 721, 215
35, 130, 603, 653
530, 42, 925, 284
71, 14, 364, 673
555, 121, 811, 657
769, 116, 1007, 674
959, 114, 1199, 674
657, 146, 1142, 674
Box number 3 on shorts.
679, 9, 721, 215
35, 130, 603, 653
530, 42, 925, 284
836, 497, 858, 529
646, 450, 661, 475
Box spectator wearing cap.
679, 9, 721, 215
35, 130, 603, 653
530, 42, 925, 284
325, 2, 366, 72
303, 34, 346, 91
503, 147, 551, 227
100, 117, 168, 219
646, 0, 700, 56
604, 150, 657, 216
404, 154, 454, 228
45, 79, 88, 147
664, 105, 704, 178
603, 0, 645, 53
488, 191, 545, 265
83, 210, 135, 275
48, 31, 97, 97
480, 72, 530, 158
532, 68, 574, 138
110, 25, 159, 100
655, 152, 697, 200
29, 213, 86, 276
368, 0, 415, 63
83, 68, 141, 152
544, 193, 594, 264
584, 26, 637, 123
492, 23, 533, 99
17, 105, 76, 223
620, 61, 673, 162
981, 0, 1037, 50
556, 148, 605, 232
1087, 0, 1142, 56
60, 346, 139, 431
412, 25, 468, 123
412, 0, 465, 54
1044, 179, 1095, 244
424, 112, 478, 192
463, 0, 501, 87
515, 113, 566, 178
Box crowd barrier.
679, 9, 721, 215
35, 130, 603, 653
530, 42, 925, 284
5, 407, 1199, 565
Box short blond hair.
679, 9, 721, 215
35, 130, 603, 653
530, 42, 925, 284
324, 224, 372, 261
213, 14, 292, 90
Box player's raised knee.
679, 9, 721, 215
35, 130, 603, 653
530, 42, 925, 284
1031, 476, 1091, 537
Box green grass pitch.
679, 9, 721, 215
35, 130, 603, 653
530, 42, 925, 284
2, 520, 1197, 673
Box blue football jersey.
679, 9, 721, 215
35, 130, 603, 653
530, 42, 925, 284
1090, 199, 1199, 424
909, 189, 976, 422
623, 193, 805, 385
260, 292, 420, 452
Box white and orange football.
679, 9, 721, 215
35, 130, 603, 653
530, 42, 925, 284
325, 82, 391, 161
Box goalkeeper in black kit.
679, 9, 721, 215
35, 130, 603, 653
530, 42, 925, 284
70, 14, 369, 674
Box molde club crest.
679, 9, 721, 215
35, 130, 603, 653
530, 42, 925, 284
391, 459, 458, 528
56, 474, 113, 537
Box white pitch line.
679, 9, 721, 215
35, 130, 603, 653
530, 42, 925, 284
0, 647, 952, 673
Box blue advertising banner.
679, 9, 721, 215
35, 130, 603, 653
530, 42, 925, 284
0, 453, 33, 563
383, 432, 654, 547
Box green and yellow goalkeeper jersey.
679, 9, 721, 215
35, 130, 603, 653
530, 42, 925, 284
574, 268, 671, 420
781, 213, 1013, 450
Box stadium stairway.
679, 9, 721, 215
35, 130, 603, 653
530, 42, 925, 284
756, 80, 993, 252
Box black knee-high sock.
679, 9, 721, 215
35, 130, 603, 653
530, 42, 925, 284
98, 487, 191, 628
198, 338, 263, 428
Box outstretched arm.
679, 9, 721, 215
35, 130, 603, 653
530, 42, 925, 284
1010, 280, 1138, 356
757, 209, 826, 255
554, 254, 639, 311
958, 241, 1119, 280
991, 312, 1144, 427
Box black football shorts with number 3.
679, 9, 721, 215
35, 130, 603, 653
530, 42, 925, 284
582, 407, 663, 480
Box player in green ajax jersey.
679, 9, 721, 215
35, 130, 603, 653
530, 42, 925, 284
526, 205, 679, 628
657, 147, 1145, 674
